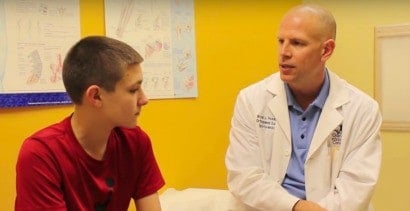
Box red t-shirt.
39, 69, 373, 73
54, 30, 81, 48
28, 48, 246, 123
15, 116, 165, 211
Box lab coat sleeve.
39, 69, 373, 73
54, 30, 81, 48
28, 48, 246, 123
318, 99, 382, 211
225, 91, 299, 211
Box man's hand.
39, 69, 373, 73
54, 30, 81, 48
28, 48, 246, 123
292, 200, 327, 211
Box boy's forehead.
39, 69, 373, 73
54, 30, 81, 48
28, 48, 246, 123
119, 64, 143, 84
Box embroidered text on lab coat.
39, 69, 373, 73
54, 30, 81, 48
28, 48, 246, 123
256, 114, 276, 130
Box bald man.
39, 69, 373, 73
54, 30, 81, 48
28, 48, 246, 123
225, 4, 382, 211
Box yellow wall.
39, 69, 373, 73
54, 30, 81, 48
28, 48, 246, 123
5, 1, 407, 210
305, 1, 410, 210
0, 0, 298, 210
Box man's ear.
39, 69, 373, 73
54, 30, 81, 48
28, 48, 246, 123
85, 85, 102, 107
321, 39, 335, 61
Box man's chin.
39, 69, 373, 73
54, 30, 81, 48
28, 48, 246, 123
280, 73, 293, 83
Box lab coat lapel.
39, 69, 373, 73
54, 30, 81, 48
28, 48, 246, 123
307, 72, 349, 159
266, 75, 291, 143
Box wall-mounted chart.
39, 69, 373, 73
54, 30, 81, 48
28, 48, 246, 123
0, 0, 80, 107
375, 24, 410, 131
104, 0, 198, 99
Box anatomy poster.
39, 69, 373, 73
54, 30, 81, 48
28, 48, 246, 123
104, 0, 197, 99
0, 0, 80, 107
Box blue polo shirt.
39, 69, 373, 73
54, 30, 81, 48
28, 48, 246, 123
281, 70, 330, 199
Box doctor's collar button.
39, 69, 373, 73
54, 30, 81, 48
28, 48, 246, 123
301, 134, 305, 139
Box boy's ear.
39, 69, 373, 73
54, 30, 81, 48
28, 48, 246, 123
85, 85, 102, 107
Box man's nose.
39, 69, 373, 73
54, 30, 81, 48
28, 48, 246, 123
280, 44, 291, 58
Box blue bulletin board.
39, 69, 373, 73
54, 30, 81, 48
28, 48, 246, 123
0, 92, 71, 108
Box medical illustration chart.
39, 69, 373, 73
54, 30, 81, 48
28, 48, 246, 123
105, 0, 197, 99
0, 0, 80, 107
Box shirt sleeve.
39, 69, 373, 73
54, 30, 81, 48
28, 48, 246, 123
15, 138, 67, 211
133, 129, 165, 200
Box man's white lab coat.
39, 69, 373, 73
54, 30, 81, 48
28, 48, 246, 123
225, 70, 382, 211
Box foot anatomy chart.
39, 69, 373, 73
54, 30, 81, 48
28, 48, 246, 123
105, 0, 197, 99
